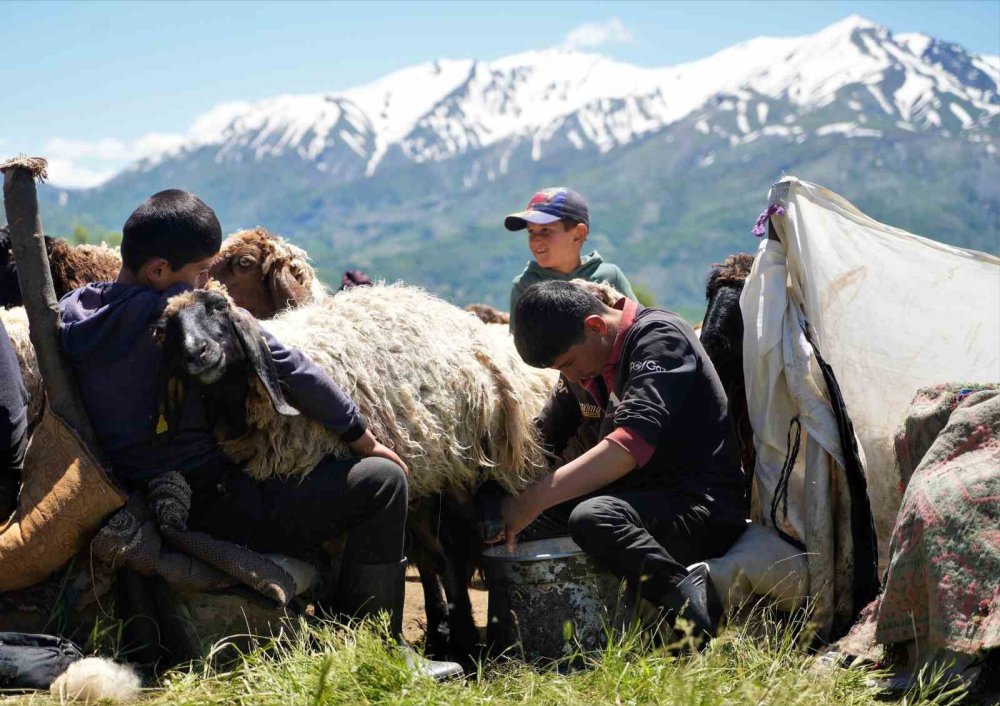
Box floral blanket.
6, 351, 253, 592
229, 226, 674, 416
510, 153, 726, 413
839, 384, 999, 660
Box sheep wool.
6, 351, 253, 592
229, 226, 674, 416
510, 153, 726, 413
220, 282, 556, 498
47, 240, 122, 298
49, 657, 142, 703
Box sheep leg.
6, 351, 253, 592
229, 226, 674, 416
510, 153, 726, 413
407, 498, 453, 658
412, 551, 452, 657
439, 554, 480, 660
438, 492, 485, 659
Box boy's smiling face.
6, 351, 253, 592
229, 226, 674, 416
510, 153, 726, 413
526, 220, 587, 274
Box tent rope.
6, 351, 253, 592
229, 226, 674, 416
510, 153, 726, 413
770, 415, 805, 551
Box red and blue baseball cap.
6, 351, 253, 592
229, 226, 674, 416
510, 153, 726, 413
504, 187, 589, 231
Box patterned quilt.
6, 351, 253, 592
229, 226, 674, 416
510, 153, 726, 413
839, 384, 999, 660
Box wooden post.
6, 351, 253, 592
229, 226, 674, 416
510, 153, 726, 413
1, 156, 104, 458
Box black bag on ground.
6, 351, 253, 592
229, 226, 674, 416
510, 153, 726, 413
0, 632, 83, 690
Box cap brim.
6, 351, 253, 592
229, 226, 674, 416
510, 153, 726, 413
504, 210, 562, 231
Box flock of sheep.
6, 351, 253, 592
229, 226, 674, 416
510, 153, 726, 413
0, 224, 567, 659
3, 223, 742, 662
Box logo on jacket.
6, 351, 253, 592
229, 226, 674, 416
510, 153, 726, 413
579, 402, 602, 418
630, 360, 667, 374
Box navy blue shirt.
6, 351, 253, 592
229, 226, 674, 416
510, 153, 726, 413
0, 316, 27, 467
60, 282, 365, 482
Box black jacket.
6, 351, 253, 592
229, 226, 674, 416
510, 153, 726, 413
536, 306, 745, 522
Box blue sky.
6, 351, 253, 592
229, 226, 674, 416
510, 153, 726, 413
3, 0, 998, 187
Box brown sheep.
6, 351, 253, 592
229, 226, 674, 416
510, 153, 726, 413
464, 303, 510, 326
0, 226, 121, 307
209, 227, 321, 319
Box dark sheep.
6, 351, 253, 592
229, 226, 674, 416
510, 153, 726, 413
700, 252, 756, 507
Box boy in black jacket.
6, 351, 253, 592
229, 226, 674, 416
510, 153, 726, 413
500, 280, 746, 638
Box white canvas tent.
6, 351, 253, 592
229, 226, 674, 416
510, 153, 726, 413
716, 177, 1000, 638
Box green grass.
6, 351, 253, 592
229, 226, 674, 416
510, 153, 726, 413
1, 611, 975, 705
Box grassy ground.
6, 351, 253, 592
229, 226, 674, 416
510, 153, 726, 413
2, 611, 978, 706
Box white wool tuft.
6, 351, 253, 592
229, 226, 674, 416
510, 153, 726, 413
221, 282, 558, 497
49, 657, 142, 703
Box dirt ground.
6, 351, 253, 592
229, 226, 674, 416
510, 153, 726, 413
402, 566, 489, 643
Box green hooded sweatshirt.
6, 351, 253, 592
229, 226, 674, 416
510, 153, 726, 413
508, 250, 637, 331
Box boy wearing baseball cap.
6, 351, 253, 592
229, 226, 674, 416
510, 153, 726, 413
505, 187, 636, 331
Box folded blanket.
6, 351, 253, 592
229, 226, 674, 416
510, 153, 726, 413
838, 384, 1000, 662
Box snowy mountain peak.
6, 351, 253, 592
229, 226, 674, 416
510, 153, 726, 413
126, 16, 998, 184
819, 13, 882, 35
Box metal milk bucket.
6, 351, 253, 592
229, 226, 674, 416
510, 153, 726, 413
483, 537, 634, 662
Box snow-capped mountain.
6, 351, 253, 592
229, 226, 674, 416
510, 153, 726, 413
126, 14, 998, 186
32, 16, 1000, 313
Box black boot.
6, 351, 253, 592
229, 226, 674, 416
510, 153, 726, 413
338, 557, 463, 681
659, 563, 722, 646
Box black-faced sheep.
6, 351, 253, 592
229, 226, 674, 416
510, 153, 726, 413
157, 283, 551, 496
0, 225, 121, 308
209, 228, 504, 656
155, 281, 556, 658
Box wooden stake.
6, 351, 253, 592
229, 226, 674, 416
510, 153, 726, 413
1, 156, 104, 458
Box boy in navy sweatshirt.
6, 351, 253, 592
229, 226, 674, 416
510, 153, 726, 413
0, 317, 28, 517
499, 280, 746, 640
59, 191, 456, 675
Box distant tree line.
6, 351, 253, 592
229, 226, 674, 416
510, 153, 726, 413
70, 223, 122, 248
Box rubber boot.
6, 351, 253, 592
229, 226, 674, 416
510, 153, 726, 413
338, 557, 463, 681
658, 563, 722, 647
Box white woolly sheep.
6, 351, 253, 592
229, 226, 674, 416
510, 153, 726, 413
157, 281, 555, 499
154, 281, 557, 659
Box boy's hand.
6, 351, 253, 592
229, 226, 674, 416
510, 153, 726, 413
349, 429, 409, 476
497, 489, 543, 549
489, 439, 638, 548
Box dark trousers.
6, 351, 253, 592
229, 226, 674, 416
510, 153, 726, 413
522, 488, 745, 602
0, 429, 28, 519
185, 454, 408, 565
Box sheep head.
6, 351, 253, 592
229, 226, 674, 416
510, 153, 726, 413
465, 303, 510, 325
209, 227, 317, 319
568, 279, 625, 307
154, 287, 299, 442
705, 252, 755, 301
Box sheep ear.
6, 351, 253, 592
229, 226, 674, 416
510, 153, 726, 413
229, 307, 300, 417
268, 262, 311, 314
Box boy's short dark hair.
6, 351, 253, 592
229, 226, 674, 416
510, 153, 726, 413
121, 189, 222, 272
559, 218, 582, 230
513, 280, 603, 368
